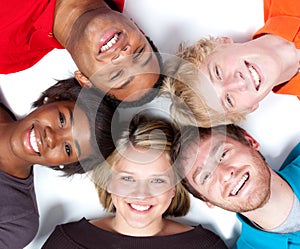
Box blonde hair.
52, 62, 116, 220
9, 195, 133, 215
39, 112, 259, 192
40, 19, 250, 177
161, 37, 246, 127
92, 114, 190, 217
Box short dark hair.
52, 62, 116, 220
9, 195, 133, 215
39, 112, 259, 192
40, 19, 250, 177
33, 78, 117, 176
103, 36, 164, 109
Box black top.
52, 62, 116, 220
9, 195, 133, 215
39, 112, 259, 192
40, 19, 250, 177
42, 217, 228, 249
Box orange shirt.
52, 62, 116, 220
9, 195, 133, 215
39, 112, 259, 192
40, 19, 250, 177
253, 0, 300, 99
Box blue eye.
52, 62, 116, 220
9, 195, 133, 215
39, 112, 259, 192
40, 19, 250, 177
203, 172, 211, 181
65, 143, 72, 156
122, 176, 134, 182
215, 66, 222, 80
219, 150, 228, 163
151, 178, 165, 184
200, 172, 212, 185
226, 94, 233, 107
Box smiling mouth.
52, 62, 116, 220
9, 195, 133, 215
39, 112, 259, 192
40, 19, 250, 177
230, 173, 249, 196
29, 126, 40, 155
100, 32, 120, 53
245, 61, 261, 91
130, 203, 151, 212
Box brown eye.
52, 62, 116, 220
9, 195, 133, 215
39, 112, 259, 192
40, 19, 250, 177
59, 112, 65, 127
110, 70, 122, 81
133, 47, 145, 61
64, 143, 72, 157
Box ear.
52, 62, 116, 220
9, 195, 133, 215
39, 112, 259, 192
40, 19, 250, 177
216, 36, 234, 44
243, 131, 260, 150
74, 70, 93, 88
43, 96, 49, 104
106, 182, 112, 194
171, 187, 176, 198
205, 201, 215, 208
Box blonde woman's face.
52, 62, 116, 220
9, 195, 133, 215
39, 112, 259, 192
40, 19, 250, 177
108, 147, 176, 229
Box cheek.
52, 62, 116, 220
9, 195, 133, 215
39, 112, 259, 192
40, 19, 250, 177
201, 180, 221, 200
111, 195, 122, 210
160, 190, 175, 203
212, 50, 238, 66
233, 93, 260, 111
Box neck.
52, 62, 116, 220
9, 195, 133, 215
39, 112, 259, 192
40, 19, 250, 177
241, 171, 294, 230
53, 0, 110, 47
112, 214, 165, 237
260, 34, 300, 87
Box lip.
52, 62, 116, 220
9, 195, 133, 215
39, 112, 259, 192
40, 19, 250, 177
98, 29, 123, 54
228, 172, 250, 197
23, 125, 42, 156
128, 202, 152, 213
245, 61, 263, 91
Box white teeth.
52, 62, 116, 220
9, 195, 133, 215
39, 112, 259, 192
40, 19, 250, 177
231, 174, 249, 196
29, 128, 40, 153
130, 204, 151, 211
100, 33, 119, 52
247, 64, 261, 90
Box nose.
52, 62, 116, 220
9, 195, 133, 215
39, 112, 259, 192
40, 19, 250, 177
217, 164, 235, 183
111, 45, 132, 64
44, 126, 70, 149
131, 180, 151, 199
44, 127, 56, 149
224, 72, 247, 91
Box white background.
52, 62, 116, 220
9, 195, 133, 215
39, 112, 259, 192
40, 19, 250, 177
1, 0, 300, 248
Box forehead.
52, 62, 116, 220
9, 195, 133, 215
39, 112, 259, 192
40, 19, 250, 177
194, 68, 225, 113
108, 72, 160, 101
114, 147, 172, 174
181, 133, 228, 175
37, 101, 75, 112
72, 103, 92, 159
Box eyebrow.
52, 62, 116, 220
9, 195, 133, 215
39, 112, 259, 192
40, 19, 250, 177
207, 63, 214, 83
114, 167, 173, 176
68, 108, 81, 158
116, 76, 134, 89
141, 52, 153, 67
210, 141, 224, 156
191, 141, 224, 182
192, 165, 203, 183
115, 51, 154, 90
